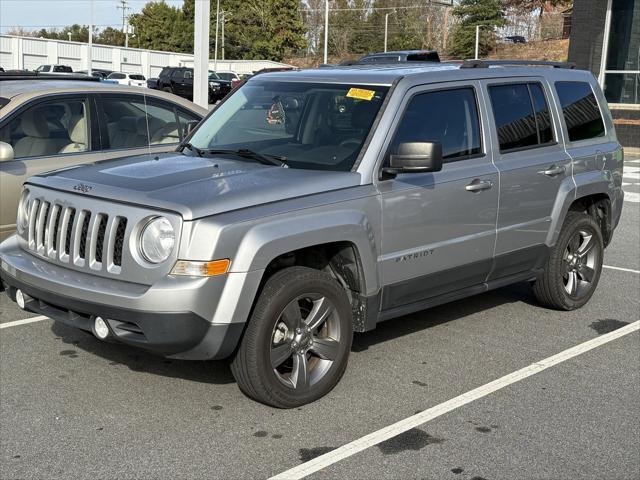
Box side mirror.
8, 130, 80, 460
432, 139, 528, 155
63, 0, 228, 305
383, 142, 442, 177
0, 142, 14, 162
184, 120, 200, 137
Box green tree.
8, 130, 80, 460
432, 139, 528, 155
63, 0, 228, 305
128, 1, 187, 52
449, 0, 506, 59
96, 27, 126, 46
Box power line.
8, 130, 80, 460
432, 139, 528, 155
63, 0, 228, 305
116, 0, 131, 32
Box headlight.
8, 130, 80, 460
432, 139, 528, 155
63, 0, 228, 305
139, 217, 175, 264
209, 81, 220, 87
16, 189, 30, 234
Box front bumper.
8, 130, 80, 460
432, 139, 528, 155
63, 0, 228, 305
0, 236, 247, 360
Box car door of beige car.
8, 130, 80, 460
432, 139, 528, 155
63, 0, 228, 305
0, 94, 101, 241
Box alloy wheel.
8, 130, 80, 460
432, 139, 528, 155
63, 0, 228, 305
562, 229, 598, 297
270, 294, 341, 391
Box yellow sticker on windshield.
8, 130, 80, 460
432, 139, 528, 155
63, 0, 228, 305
346, 88, 375, 101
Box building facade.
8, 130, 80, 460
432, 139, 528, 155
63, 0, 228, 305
568, 0, 640, 151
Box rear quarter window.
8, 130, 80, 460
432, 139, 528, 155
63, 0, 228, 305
555, 81, 605, 142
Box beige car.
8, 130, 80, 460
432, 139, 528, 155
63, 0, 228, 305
0, 78, 207, 240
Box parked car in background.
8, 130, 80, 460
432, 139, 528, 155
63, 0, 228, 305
104, 72, 147, 88
152, 67, 231, 104
215, 70, 242, 89
147, 77, 159, 89
35, 64, 74, 74
504, 35, 527, 44
358, 50, 440, 63
0, 77, 207, 240
77, 68, 113, 79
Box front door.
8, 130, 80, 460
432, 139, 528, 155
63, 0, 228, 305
377, 83, 499, 313
0, 94, 100, 240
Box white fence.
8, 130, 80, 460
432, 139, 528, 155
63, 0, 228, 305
0, 35, 291, 77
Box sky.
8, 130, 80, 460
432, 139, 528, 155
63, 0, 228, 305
0, 0, 184, 34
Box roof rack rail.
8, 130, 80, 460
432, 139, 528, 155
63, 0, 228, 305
460, 59, 575, 69
0, 71, 100, 82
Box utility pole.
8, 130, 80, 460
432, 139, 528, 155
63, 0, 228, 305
384, 10, 396, 53
117, 0, 130, 33
323, 0, 329, 64
213, 0, 221, 71
221, 11, 231, 61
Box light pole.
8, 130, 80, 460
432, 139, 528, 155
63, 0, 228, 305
384, 10, 396, 53
475, 25, 480, 60
213, 0, 221, 71
323, 0, 329, 64
88, 0, 93, 76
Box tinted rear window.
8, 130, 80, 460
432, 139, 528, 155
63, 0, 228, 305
489, 82, 555, 152
109, 73, 126, 79
130, 74, 145, 80
406, 52, 440, 62
555, 81, 605, 142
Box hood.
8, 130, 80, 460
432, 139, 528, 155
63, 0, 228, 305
28, 152, 362, 220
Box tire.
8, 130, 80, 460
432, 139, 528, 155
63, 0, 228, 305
533, 212, 604, 310
231, 266, 353, 408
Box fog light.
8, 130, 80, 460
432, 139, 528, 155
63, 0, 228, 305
93, 316, 110, 340
15, 289, 25, 309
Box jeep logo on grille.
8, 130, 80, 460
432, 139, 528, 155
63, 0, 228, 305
73, 183, 93, 193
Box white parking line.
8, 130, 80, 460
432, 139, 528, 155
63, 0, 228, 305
270, 321, 640, 480
603, 265, 640, 274
0, 316, 49, 329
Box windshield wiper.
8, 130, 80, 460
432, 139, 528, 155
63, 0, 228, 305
181, 143, 204, 157
202, 149, 287, 167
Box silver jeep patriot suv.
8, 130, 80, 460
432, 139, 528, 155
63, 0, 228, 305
0, 60, 624, 408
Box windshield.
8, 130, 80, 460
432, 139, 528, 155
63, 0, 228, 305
208, 71, 221, 80
189, 81, 388, 171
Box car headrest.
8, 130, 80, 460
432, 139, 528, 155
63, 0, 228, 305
136, 116, 165, 136
118, 116, 139, 132
67, 116, 86, 144
21, 109, 50, 138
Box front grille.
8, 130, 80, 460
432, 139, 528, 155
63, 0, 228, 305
27, 199, 128, 273
113, 218, 127, 267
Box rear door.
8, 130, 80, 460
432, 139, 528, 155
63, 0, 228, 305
482, 78, 571, 280
0, 94, 100, 240
377, 82, 499, 314
553, 80, 619, 192
96, 93, 201, 160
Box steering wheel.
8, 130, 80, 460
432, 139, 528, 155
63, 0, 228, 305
339, 138, 361, 149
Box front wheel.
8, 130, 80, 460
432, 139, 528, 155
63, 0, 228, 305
231, 267, 353, 408
533, 212, 604, 310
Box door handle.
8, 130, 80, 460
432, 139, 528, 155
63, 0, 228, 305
539, 165, 566, 177
465, 179, 493, 192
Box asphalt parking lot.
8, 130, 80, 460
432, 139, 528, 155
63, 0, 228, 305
1, 158, 639, 480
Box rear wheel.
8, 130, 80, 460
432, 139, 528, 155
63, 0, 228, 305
231, 267, 353, 408
533, 212, 603, 310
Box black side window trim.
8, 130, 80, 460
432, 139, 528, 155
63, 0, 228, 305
383, 84, 485, 169
487, 81, 557, 155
